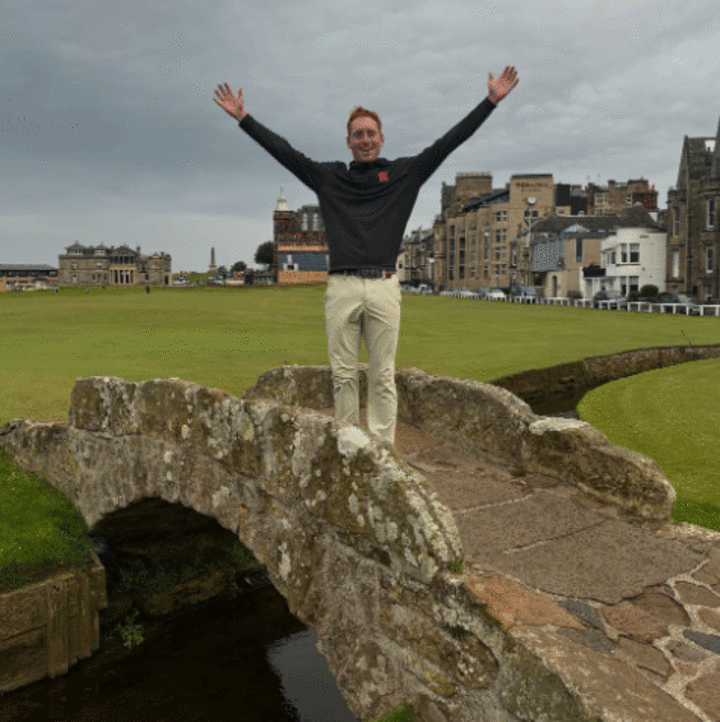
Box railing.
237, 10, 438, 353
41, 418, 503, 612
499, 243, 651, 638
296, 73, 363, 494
413, 289, 720, 315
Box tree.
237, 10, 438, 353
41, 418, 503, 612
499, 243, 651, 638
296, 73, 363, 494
254, 241, 275, 268
231, 260, 247, 274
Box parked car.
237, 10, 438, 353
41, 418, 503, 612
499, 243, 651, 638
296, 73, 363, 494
509, 285, 538, 300
456, 288, 477, 299
654, 292, 702, 314
172, 276, 188, 285
593, 289, 628, 309
484, 288, 507, 301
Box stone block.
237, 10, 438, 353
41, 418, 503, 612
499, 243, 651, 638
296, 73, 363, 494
602, 601, 669, 642
509, 626, 701, 722
615, 637, 673, 680
685, 660, 720, 721
675, 581, 720, 607
464, 574, 584, 631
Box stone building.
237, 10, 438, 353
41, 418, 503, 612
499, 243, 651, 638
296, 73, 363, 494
397, 227, 434, 285
528, 206, 665, 299
0, 264, 58, 292
582, 178, 658, 216
273, 193, 329, 285
433, 173, 660, 293
58, 243, 171, 286
433, 173, 555, 291
666, 119, 720, 302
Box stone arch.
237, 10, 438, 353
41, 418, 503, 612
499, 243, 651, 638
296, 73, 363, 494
1, 373, 463, 721
2, 364, 691, 722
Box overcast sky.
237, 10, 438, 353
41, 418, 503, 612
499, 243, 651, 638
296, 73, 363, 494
2, 0, 720, 273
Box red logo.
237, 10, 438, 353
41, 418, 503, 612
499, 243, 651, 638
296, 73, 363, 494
378, 171, 389, 182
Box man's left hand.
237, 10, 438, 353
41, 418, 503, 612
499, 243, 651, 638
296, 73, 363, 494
488, 66, 519, 104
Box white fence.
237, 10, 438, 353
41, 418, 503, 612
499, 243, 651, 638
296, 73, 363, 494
412, 289, 720, 316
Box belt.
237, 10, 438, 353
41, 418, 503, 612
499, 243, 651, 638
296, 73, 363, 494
329, 268, 396, 279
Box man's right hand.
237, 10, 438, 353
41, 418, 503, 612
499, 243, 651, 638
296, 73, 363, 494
213, 83, 247, 122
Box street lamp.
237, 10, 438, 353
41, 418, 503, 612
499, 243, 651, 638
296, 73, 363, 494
525, 196, 536, 285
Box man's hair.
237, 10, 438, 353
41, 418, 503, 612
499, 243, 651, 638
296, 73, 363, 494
347, 106, 382, 137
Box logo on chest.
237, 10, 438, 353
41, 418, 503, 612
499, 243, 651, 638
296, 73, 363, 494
378, 171, 389, 182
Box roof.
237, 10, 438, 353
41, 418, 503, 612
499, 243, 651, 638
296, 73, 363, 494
529, 205, 660, 238
0, 264, 58, 271
460, 188, 509, 213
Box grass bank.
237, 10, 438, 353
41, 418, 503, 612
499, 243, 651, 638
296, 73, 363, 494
577, 358, 720, 533
1, 285, 718, 588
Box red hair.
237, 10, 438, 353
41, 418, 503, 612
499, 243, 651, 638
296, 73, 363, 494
347, 106, 382, 137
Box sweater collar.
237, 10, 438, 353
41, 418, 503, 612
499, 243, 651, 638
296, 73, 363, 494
349, 157, 390, 171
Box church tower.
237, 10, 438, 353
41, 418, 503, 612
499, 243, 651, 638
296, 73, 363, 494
273, 189, 292, 273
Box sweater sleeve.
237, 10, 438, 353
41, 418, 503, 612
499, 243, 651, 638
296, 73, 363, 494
238, 114, 323, 192
412, 97, 497, 185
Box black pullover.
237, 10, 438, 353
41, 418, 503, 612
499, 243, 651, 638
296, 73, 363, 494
238, 97, 497, 272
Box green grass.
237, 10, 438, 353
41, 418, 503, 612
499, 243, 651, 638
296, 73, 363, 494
1, 285, 719, 590
577, 358, 720, 533
0, 448, 95, 590
1, 284, 718, 425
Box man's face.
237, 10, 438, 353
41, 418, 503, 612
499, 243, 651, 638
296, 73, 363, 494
347, 116, 384, 163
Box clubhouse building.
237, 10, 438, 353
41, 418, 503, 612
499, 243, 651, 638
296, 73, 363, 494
58, 243, 172, 286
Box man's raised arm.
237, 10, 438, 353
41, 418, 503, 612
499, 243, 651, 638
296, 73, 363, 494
214, 83, 248, 122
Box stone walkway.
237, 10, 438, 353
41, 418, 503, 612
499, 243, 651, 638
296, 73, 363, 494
321, 408, 720, 722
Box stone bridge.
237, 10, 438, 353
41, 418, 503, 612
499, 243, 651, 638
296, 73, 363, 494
2, 365, 720, 722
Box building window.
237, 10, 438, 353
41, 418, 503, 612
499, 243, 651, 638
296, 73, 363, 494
674, 207, 680, 237
470, 266, 475, 278
575, 238, 583, 264
625, 194, 632, 204
620, 277, 627, 295
630, 244, 640, 263
494, 247, 501, 260
459, 266, 465, 280
448, 268, 454, 281
708, 199, 716, 229
620, 244, 627, 263
629, 276, 639, 293
449, 253, 454, 266
459, 251, 465, 264
484, 247, 489, 260
449, 239, 455, 251
501, 264, 507, 275
483, 231, 490, 244
707, 246, 714, 274
484, 265, 489, 278
471, 234, 476, 245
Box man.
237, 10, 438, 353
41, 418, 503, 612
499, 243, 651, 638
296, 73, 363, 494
213, 67, 519, 446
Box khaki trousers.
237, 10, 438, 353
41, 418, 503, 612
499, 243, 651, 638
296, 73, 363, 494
324, 274, 402, 445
